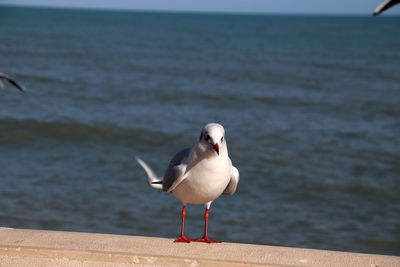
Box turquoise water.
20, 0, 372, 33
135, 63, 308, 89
0, 6, 399, 255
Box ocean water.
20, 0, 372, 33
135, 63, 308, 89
0, 6, 399, 255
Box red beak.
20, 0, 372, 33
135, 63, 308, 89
213, 143, 219, 155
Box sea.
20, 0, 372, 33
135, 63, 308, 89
0, 6, 399, 256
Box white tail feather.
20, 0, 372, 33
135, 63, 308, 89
135, 157, 163, 190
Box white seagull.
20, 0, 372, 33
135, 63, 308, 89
373, 0, 400, 16
136, 123, 239, 243
0, 72, 26, 93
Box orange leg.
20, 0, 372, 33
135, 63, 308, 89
194, 208, 221, 243
174, 205, 194, 243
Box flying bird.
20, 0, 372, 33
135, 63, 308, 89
373, 0, 400, 16
0, 72, 26, 93
136, 123, 239, 243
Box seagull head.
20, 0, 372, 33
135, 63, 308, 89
198, 123, 226, 156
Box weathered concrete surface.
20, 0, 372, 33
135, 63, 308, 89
0, 228, 399, 266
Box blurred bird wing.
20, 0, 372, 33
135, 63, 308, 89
374, 0, 399, 15
0, 72, 26, 92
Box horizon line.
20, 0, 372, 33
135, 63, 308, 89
2, 3, 400, 17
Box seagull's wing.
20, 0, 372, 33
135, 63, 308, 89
162, 147, 192, 192
223, 166, 240, 195
0, 72, 26, 93
373, 0, 400, 15
135, 157, 163, 190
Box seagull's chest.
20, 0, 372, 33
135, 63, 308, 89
172, 157, 231, 205
188, 159, 230, 184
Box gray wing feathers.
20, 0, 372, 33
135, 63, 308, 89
167, 147, 191, 167
224, 166, 239, 195
162, 147, 191, 192
163, 164, 186, 192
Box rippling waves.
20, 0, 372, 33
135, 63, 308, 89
0, 118, 173, 146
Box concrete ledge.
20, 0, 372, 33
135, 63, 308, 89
0, 228, 399, 266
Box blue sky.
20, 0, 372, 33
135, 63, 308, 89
1, 0, 399, 15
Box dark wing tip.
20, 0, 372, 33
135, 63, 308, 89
0, 73, 27, 93
8, 79, 27, 93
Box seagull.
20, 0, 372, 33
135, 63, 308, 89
0, 72, 26, 93
136, 123, 239, 243
373, 0, 400, 16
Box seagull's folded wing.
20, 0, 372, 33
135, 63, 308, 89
223, 166, 239, 195
163, 147, 191, 192
163, 164, 186, 192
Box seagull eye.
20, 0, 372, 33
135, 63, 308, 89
206, 134, 210, 141
221, 136, 224, 143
